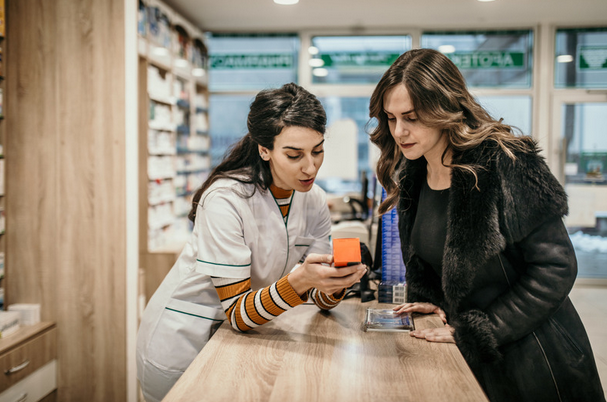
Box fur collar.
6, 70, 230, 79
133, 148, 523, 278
397, 139, 568, 307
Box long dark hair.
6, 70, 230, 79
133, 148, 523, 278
369, 48, 528, 214
189, 82, 326, 222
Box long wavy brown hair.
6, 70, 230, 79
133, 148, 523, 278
369, 48, 529, 214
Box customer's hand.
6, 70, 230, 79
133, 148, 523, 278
393, 302, 447, 323
288, 253, 367, 296
410, 324, 455, 343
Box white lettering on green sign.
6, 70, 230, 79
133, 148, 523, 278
447, 51, 525, 69
320, 53, 400, 67
579, 47, 607, 70
210, 54, 294, 69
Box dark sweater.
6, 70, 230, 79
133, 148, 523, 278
410, 180, 449, 277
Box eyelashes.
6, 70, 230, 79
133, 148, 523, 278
286, 150, 324, 160
386, 116, 417, 123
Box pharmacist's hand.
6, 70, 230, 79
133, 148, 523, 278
410, 324, 455, 344
288, 254, 366, 296
393, 302, 447, 323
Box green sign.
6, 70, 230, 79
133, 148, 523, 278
320, 52, 400, 68
579, 46, 607, 70
210, 54, 294, 69
446, 51, 525, 69
580, 152, 607, 174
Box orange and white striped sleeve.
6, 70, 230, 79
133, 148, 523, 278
307, 288, 346, 310
212, 274, 307, 332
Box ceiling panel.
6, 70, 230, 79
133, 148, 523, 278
160, 0, 607, 32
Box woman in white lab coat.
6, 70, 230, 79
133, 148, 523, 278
136, 83, 367, 402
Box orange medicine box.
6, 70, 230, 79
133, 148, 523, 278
333, 238, 361, 267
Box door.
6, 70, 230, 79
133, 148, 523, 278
551, 92, 607, 280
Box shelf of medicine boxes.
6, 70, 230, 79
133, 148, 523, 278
147, 75, 209, 234
173, 80, 211, 219
139, 11, 210, 249
146, 61, 179, 246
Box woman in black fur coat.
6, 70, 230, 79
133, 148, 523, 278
369, 48, 605, 402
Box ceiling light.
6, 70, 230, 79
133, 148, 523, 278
312, 68, 329, 77
274, 0, 299, 4
175, 58, 189, 68
192, 68, 206, 77
438, 45, 456, 54
152, 46, 170, 57
308, 46, 319, 55
477, 0, 496, 2
557, 55, 574, 63
309, 58, 325, 67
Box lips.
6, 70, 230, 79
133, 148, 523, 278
300, 178, 315, 186
400, 143, 414, 149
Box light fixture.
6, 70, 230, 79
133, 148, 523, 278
274, 0, 299, 4
312, 68, 329, 77
152, 46, 170, 57
309, 58, 325, 67
477, 0, 496, 2
308, 46, 319, 55
557, 55, 574, 63
175, 58, 189, 68
438, 45, 456, 54
192, 68, 206, 77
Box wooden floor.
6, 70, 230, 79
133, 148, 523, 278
570, 282, 607, 397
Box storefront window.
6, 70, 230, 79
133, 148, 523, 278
555, 28, 607, 89
310, 36, 411, 85
562, 102, 607, 185
208, 34, 299, 91
561, 101, 607, 278
476, 95, 532, 135
208, 94, 254, 166
315, 97, 376, 194
422, 30, 533, 88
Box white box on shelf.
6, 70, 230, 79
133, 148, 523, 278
8, 303, 41, 326
0, 311, 20, 338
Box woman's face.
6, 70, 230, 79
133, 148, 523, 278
383, 84, 448, 162
259, 126, 325, 192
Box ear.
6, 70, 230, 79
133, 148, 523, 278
258, 144, 270, 161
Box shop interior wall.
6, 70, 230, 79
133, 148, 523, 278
6, 0, 128, 401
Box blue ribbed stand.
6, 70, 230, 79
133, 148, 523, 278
378, 188, 406, 303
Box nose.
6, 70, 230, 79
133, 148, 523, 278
301, 155, 317, 176
394, 119, 409, 139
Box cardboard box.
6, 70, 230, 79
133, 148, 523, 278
333, 238, 361, 267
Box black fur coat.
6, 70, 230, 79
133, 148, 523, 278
398, 138, 605, 402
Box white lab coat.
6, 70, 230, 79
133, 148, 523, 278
136, 179, 332, 402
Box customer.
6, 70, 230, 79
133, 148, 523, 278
369, 48, 605, 402
137, 83, 366, 402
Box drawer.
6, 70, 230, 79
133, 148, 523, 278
0, 328, 57, 392
0, 360, 56, 402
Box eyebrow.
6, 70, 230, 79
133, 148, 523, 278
384, 109, 415, 115
282, 139, 325, 151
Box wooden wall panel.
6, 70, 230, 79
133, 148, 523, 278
6, 1, 128, 401
5, 0, 58, 317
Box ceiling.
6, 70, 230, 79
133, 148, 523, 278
161, 0, 607, 33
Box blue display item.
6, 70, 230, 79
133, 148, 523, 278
147, 6, 171, 49
380, 188, 406, 284
138, 1, 147, 37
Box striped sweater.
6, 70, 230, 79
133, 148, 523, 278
211, 184, 345, 332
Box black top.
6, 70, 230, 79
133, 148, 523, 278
410, 179, 449, 277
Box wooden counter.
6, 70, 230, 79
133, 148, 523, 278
163, 300, 488, 402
